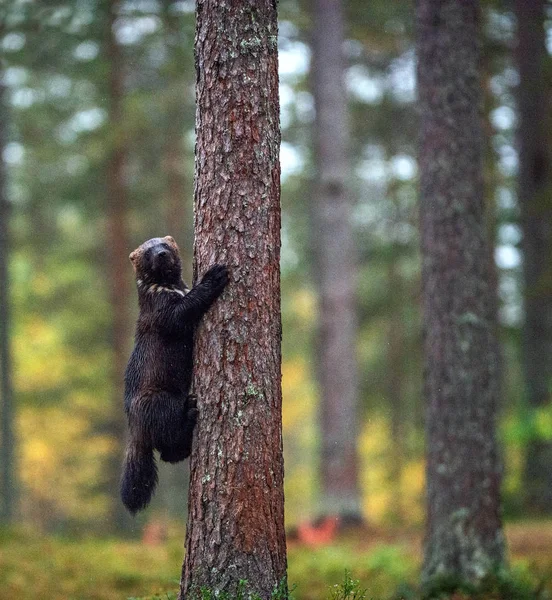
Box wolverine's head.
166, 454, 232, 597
129, 236, 182, 285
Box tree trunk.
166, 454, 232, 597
159, 6, 191, 516
162, 2, 189, 249
310, 0, 361, 519
106, 0, 133, 533
0, 82, 16, 523
416, 0, 507, 584
164, 129, 187, 248
515, 0, 552, 515
179, 1, 287, 598
387, 252, 405, 524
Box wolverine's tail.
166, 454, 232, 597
120, 441, 158, 515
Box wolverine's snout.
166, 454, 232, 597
152, 247, 172, 270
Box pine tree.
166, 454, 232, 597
0, 81, 16, 523
416, 0, 507, 583
179, 1, 287, 597
311, 0, 362, 520
515, 0, 552, 515
105, 0, 133, 533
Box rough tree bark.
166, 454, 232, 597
106, 0, 133, 532
311, 0, 361, 519
179, 1, 287, 598
416, 0, 507, 584
514, 0, 552, 514
0, 81, 16, 523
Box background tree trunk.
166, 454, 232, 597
387, 251, 405, 523
159, 4, 191, 519
0, 81, 16, 523
180, 1, 287, 598
162, 2, 189, 250
515, 0, 552, 515
164, 129, 187, 249
311, 0, 361, 520
416, 0, 507, 583
106, 0, 133, 533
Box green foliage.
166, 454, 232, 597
272, 578, 296, 600
195, 580, 251, 600
328, 572, 367, 600
188, 577, 292, 600
287, 542, 417, 600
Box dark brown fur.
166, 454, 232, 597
121, 236, 228, 514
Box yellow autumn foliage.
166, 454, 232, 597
359, 417, 424, 525
14, 319, 67, 391
282, 357, 318, 524
18, 405, 115, 525
282, 356, 425, 526
292, 288, 317, 323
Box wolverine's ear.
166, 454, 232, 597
129, 249, 138, 263
164, 235, 176, 245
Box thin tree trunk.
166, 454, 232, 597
160, 6, 191, 516
180, 1, 287, 598
387, 252, 404, 523
164, 131, 187, 246
106, 0, 133, 533
0, 82, 16, 523
515, 0, 552, 514
416, 0, 507, 583
311, 0, 361, 519
162, 3, 188, 248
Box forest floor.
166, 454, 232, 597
0, 521, 551, 600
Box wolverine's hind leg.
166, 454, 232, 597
121, 395, 159, 514
156, 394, 198, 463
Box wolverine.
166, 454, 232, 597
121, 236, 228, 514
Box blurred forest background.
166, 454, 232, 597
1, 0, 552, 599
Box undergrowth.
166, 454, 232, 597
416, 567, 552, 600
168, 572, 365, 600
134, 568, 552, 600
189, 577, 293, 600
328, 572, 368, 600
2, 525, 552, 600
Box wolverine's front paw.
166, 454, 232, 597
202, 264, 229, 295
